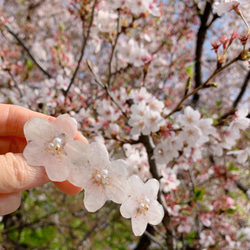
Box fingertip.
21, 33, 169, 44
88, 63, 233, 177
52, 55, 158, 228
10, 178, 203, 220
53, 180, 82, 195
0, 192, 22, 216
75, 132, 88, 144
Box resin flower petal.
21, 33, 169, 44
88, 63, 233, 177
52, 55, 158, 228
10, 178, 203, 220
23, 114, 89, 183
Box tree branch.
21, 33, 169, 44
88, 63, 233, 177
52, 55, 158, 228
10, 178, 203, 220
218, 70, 250, 121
192, 2, 214, 106
166, 55, 239, 119
139, 135, 174, 250
64, 0, 98, 96
4, 25, 52, 78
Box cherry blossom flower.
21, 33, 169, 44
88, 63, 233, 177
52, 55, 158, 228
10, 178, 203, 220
126, 0, 160, 16
75, 142, 129, 212
166, 204, 180, 217
160, 167, 180, 192
214, 0, 250, 16
229, 107, 250, 132
153, 136, 182, 165
94, 10, 118, 33
96, 99, 121, 122
227, 147, 250, 163
177, 216, 194, 234
23, 114, 89, 183
199, 230, 215, 248
120, 175, 164, 236
128, 101, 164, 136
178, 125, 202, 146
178, 106, 201, 127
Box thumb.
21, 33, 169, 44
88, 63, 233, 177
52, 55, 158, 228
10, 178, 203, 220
0, 153, 49, 216
0, 153, 49, 194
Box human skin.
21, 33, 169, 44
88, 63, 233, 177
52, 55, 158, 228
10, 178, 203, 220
0, 104, 88, 216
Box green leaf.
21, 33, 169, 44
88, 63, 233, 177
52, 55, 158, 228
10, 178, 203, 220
185, 232, 197, 245
185, 62, 195, 77
216, 100, 222, 106
228, 162, 239, 171
194, 188, 206, 201
227, 208, 237, 214
26, 59, 34, 72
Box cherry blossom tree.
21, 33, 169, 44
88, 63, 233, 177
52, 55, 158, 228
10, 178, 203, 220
1, 0, 250, 249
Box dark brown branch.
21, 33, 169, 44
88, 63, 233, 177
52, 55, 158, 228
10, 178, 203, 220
4, 25, 52, 78
166, 55, 239, 119
218, 70, 250, 121
235, 180, 249, 199
87, 60, 128, 119
64, 0, 98, 96
233, 70, 250, 108
193, 2, 213, 106
107, 12, 122, 86
139, 135, 174, 250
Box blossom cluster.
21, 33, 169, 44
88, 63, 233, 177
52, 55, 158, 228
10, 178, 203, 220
2, 0, 250, 248
214, 0, 250, 16
23, 114, 164, 236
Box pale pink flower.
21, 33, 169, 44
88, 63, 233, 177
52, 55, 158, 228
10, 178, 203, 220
199, 231, 215, 248
153, 137, 181, 165
178, 106, 201, 127
120, 175, 164, 236
214, 0, 250, 16
229, 107, 250, 132
178, 126, 202, 146
76, 142, 129, 212
126, 0, 160, 16
96, 99, 121, 122
160, 168, 180, 192
227, 147, 250, 163
23, 114, 89, 183
129, 101, 164, 136
94, 10, 118, 33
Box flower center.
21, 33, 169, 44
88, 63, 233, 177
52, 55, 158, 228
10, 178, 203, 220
48, 133, 66, 155
94, 169, 110, 185
137, 196, 150, 215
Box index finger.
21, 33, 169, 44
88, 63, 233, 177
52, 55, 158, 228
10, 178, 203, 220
0, 104, 87, 142
0, 104, 50, 138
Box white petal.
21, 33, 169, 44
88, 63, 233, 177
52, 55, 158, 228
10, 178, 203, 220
120, 197, 137, 218
127, 175, 144, 195
45, 158, 70, 182
52, 114, 77, 138
24, 117, 55, 142
109, 159, 128, 178
84, 185, 107, 212
144, 179, 160, 199
147, 200, 164, 225
131, 214, 148, 236
106, 178, 129, 204
66, 140, 90, 187
23, 141, 48, 166
89, 142, 110, 169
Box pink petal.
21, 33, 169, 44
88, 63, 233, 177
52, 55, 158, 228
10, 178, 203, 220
146, 200, 164, 225
120, 197, 137, 218
24, 117, 55, 142
84, 184, 108, 212
131, 214, 148, 236
52, 114, 77, 138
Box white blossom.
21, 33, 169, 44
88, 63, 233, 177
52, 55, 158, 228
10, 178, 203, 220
75, 142, 129, 212
23, 114, 89, 183
120, 175, 164, 236
214, 0, 250, 16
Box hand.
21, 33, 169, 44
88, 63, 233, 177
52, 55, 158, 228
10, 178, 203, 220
0, 104, 88, 216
